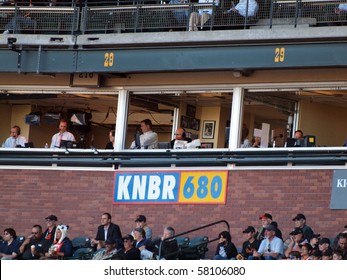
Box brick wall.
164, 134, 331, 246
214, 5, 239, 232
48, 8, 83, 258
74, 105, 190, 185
1, 168, 345, 257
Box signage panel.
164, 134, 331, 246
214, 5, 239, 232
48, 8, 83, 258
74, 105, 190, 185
113, 170, 228, 204
330, 170, 347, 209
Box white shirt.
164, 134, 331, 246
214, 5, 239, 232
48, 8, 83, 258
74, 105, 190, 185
235, 0, 259, 17
130, 131, 158, 149
198, 0, 220, 16
2, 135, 27, 148
257, 236, 284, 259
50, 131, 76, 148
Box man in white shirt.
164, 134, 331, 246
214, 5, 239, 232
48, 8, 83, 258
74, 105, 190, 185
130, 119, 158, 149
2, 125, 27, 148
251, 224, 284, 260
50, 119, 76, 148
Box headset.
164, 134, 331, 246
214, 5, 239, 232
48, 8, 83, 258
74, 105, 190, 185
13, 125, 21, 135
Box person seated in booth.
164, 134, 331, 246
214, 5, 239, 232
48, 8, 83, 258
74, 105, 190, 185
189, 0, 220, 31
105, 129, 115, 149
170, 127, 192, 149
130, 119, 158, 149
50, 119, 76, 148
2, 125, 27, 148
294, 129, 304, 140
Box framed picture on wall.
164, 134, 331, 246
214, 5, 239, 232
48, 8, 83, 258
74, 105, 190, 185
201, 142, 214, 149
180, 115, 191, 129
191, 118, 200, 131
202, 120, 215, 139
186, 104, 196, 118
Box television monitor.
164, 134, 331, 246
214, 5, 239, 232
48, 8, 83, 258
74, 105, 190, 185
60, 140, 76, 149
25, 142, 34, 148
303, 135, 316, 147
286, 138, 301, 147
25, 114, 41, 125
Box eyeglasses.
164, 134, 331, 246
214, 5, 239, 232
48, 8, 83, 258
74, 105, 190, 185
123, 240, 132, 243
31, 232, 39, 235
174, 133, 182, 136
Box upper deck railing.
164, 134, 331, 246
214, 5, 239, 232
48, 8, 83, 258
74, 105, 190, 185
0, 0, 346, 35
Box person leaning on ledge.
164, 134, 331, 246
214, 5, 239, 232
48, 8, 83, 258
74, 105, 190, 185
2, 125, 27, 148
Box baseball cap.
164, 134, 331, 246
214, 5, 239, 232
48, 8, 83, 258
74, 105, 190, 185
264, 224, 277, 232
259, 213, 272, 220
292, 213, 306, 221
135, 215, 146, 223
319, 238, 331, 245
290, 227, 304, 235
242, 226, 256, 233
45, 215, 58, 221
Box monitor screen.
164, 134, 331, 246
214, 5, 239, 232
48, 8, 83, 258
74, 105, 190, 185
286, 138, 300, 147
60, 140, 76, 149
25, 142, 34, 148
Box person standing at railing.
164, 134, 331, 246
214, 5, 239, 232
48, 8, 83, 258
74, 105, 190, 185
168, 0, 189, 26
189, 0, 220, 31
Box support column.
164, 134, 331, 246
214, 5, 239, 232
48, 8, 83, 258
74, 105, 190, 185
229, 87, 244, 150
114, 89, 129, 151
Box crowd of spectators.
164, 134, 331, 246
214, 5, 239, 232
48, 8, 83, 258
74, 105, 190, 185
1, 211, 346, 260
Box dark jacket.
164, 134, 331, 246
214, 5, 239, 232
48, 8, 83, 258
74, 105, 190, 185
95, 223, 122, 249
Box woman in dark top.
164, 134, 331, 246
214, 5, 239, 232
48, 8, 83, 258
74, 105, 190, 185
212, 231, 238, 260
0, 228, 20, 260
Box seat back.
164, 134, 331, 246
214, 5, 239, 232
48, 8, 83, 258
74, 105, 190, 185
71, 236, 92, 250
65, 247, 94, 260
180, 236, 209, 260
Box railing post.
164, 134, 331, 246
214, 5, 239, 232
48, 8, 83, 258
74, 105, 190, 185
269, 0, 274, 29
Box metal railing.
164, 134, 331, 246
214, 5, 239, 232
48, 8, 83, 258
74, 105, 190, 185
0, 147, 346, 168
158, 219, 230, 259
1, 1, 346, 35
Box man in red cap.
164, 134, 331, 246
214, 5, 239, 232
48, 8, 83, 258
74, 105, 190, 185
257, 213, 282, 241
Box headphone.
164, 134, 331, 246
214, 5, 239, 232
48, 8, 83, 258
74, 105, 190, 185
182, 128, 186, 139
13, 125, 21, 135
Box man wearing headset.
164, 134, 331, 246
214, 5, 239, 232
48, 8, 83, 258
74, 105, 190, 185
170, 127, 192, 149
2, 125, 27, 148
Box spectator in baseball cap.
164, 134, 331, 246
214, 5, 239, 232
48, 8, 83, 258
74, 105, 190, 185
257, 213, 282, 241
132, 215, 152, 240
292, 213, 314, 241
285, 228, 307, 258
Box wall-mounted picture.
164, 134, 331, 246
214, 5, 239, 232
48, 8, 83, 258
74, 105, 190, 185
181, 115, 191, 129
202, 120, 215, 139
201, 142, 214, 149
186, 104, 196, 118
191, 118, 200, 131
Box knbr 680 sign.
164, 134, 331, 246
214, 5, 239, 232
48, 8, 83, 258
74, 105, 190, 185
113, 170, 228, 204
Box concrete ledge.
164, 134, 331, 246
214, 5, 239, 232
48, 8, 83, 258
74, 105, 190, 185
0, 34, 76, 46
76, 26, 347, 46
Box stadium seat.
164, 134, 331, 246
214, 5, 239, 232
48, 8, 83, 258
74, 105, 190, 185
71, 236, 92, 250
180, 236, 209, 260
64, 247, 94, 260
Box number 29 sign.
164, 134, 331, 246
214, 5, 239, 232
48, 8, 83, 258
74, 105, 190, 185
113, 170, 228, 204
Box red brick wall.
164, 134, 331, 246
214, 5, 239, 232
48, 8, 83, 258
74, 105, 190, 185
1, 168, 345, 256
